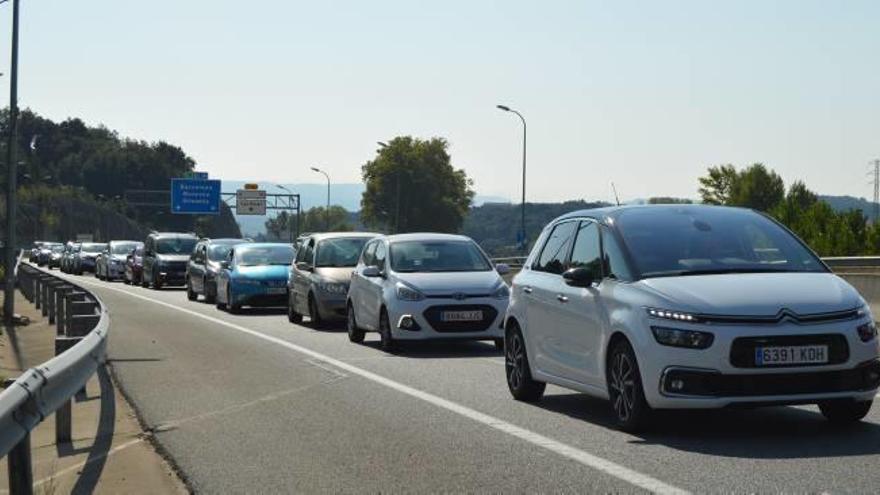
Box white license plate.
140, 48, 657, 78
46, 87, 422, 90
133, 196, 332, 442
266, 288, 287, 295
441, 310, 483, 322
755, 345, 828, 366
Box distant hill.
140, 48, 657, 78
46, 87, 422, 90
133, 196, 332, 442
223, 180, 511, 236
820, 195, 879, 221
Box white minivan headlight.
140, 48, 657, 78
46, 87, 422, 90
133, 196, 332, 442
396, 283, 425, 302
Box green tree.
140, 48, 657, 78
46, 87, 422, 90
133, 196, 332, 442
698, 164, 737, 205
361, 136, 474, 233
729, 163, 785, 212
263, 206, 353, 240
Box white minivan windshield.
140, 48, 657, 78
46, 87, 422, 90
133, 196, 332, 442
390, 241, 492, 273
615, 207, 826, 278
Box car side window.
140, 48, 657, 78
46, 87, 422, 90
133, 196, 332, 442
374, 242, 387, 271
533, 221, 577, 275
361, 241, 377, 266
569, 221, 603, 281
301, 240, 315, 266
600, 226, 633, 281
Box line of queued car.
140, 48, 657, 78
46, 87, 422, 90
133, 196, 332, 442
32, 204, 880, 431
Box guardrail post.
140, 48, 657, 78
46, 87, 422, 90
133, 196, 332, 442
39, 275, 52, 316
6, 432, 33, 495
63, 291, 87, 335
54, 285, 74, 335
34, 275, 42, 310
54, 336, 83, 444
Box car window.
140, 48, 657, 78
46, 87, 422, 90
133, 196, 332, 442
389, 240, 492, 273
155, 237, 197, 255
569, 221, 602, 281
600, 226, 633, 281
298, 240, 315, 266
316, 237, 371, 268
361, 241, 377, 266
237, 245, 295, 266
533, 221, 577, 275
374, 242, 387, 271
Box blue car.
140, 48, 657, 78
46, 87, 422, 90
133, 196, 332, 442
215, 243, 295, 313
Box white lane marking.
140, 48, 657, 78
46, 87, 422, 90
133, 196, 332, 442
81, 279, 689, 495
29, 437, 144, 490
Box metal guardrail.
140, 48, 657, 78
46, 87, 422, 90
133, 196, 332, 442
0, 261, 109, 494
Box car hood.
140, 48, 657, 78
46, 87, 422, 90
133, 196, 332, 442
314, 267, 354, 283
396, 270, 502, 296
236, 265, 289, 280
637, 272, 863, 316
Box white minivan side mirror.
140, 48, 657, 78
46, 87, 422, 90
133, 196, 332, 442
362, 266, 382, 278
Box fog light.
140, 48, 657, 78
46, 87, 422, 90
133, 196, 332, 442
398, 315, 420, 331
651, 326, 714, 349
858, 322, 877, 342
670, 379, 685, 391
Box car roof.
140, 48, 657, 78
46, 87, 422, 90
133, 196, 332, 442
553, 203, 755, 225
150, 232, 198, 238
203, 238, 250, 245
380, 233, 474, 243
309, 232, 381, 242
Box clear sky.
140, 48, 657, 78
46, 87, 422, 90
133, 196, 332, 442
2, 0, 878, 204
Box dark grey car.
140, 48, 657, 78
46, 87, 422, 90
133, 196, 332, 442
186, 238, 252, 303
287, 232, 379, 327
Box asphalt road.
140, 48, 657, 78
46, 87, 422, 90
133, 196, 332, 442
58, 271, 880, 494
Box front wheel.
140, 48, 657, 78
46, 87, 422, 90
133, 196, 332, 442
606, 339, 651, 432
287, 293, 303, 324
347, 303, 365, 343
308, 294, 324, 329
379, 309, 395, 352
227, 288, 241, 314
505, 325, 545, 402
186, 280, 197, 301
819, 399, 872, 424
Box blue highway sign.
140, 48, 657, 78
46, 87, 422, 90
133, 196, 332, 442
171, 178, 221, 215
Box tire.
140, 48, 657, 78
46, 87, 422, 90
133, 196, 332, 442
819, 399, 872, 424
606, 339, 651, 432
151, 271, 162, 290
227, 288, 241, 314
216, 288, 227, 310
493, 338, 504, 351
379, 308, 395, 352
347, 303, 365, 343
186, 280, 197, 301
505, 324, 545, 402
204, 278, 216, 304
308, 294, 324, 329
287, 293, 303, 324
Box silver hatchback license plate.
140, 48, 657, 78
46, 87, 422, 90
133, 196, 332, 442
755, 345, 828, 366
441, 310, 483, 322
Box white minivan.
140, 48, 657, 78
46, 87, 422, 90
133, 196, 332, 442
347, 233, 510, 351
505, 205, 880, 431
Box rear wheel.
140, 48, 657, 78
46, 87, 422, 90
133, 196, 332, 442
287, 292, 303, 324
347, 303, 365, 343
505, 324, 545, 402
308, 294, 324, 328
819, 399, 872, 424
215, 287, 227, 310
607, 339, 651, 432
379, 308, 395, 352
151, 271, 162, 290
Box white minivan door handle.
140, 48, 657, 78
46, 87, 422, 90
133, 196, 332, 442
556, 294, 569, 303
523, 286, 533, 294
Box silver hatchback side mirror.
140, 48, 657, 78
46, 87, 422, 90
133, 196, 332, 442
496, 263, 511, 275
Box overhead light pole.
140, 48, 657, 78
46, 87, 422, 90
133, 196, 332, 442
4, 0, 21, 327
496, 104, 527, 253
275, 184, 295, 242
311, 167, 331, 231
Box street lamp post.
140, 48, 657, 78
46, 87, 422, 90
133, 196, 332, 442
3, 0, 21, 327
311, 167, 331, 231
275, 184, 295, 242
496, 104, 527, 254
